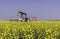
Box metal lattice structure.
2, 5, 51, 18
29, 17, 37, 21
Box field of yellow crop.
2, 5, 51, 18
0, 20, 60, 39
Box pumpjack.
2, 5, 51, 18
9, 10, 37, 21
17, 10, 37, 22
17, 10, 28, 21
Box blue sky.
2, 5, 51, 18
0, 0, 60, 20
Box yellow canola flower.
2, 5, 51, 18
46, 29, 51, 33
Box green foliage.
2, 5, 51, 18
0, 20, 60, 39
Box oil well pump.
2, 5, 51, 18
9, 10, 37, 21
17, 10, 28, 21
17, 10, 37, 22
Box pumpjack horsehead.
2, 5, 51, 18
17, 10, 28, 21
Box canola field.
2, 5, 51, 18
0, 20, 60, 39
